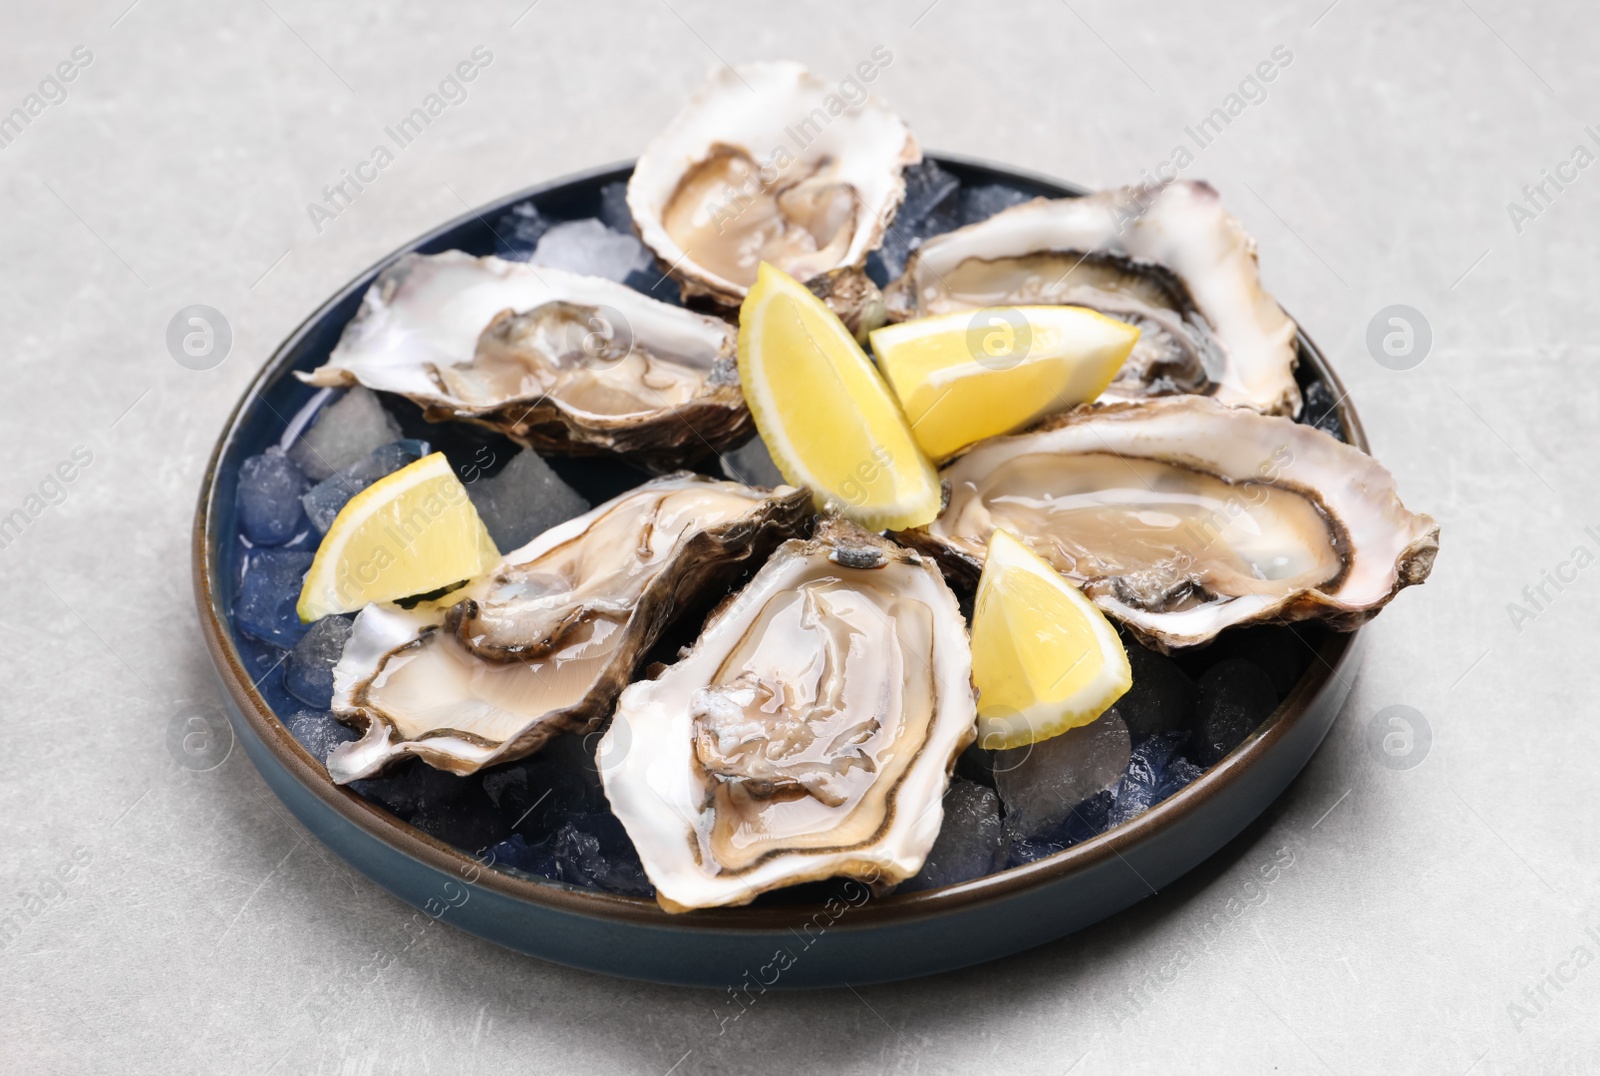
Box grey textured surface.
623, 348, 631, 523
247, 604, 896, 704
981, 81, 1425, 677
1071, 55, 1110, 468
0, 1, 1591, 1073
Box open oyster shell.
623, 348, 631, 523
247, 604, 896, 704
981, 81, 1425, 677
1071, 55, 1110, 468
883, 180, 1303, 416
627, 61, 918, 317
300, 251, 753, 468
322, 475, 809, 782
897, 396, 1438, 651
599, 521, 977, 912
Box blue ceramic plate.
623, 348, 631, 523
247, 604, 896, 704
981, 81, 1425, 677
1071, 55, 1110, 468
193, 157, 1364, 988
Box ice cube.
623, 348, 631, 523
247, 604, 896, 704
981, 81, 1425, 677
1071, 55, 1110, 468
237, 449, 309, 545
287, 388, 403, 481
994, 710, 1131, 840
466, 448, 590, 554
1157, 756, 1204, 800
953, 739, 1001, 787
917, 188, 966, 243
1300, 380, 1346, 442
959, 184, 1031, 225
1005, 788, 1115, 868
283, 709, 360, 765
480, 763, 531, 813
546, 731, 610, 804
347, 438, 431, 483
877, 162, 961, 278
234, 550, 315, 648
1108, 731, 1189, 828
1058, 788, 1115, 847
597, 180, 634, 234
899, 778, 1007, 892
299, 481, 355, 535
410, 786, 507, 856
494, 201, 552, 261
491, 826, 625, 888
897, 159, 961, 230
300, 438, 431, 533
719, 436, 786, 488
1192, 658, 1279, 766
1116, 642, 1198, 741
863, 249, 892, 287
878, 225, 927, 280
485, 833, 560, 880
481, 748, 601, 839
531, 218, 653, 283
622, 266, 676, 302
1208, 626, 1307, 698
350, 757, 475, 820
284, 615, 354, 708
549, 812, 653, 896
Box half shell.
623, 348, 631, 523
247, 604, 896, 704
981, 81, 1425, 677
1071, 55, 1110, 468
627, 61, 919, 312
897, 396, 1438, 650
323, 475, 809, 781
599, 521, 977, 912
300, 251, 752, 468
882, 181, 1302, 416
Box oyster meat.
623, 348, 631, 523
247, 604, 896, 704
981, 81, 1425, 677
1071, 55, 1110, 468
323, 475, 809, 781
599, 522, 977, 912
898, 396, 1438, 650
300, 251, 752, 468
883, 181, 1303, 416
627, 61, 918, 319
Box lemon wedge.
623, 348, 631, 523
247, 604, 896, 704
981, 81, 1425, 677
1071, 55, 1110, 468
737, 262, 940, 530
970, 528, 1132, 749
868, 306, 1138, 461
296, 452, 500, 621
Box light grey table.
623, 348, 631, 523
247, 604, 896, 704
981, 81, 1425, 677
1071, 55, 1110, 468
0, 1, 1591, 1072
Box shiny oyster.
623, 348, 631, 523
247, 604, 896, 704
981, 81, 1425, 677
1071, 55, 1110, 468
898, 396, 1438, 650
300, 251, 752, 468
323, 475, 809, 781
627, 61, 918, 318
882, 181, 1303, 416
599, 521, 977, 912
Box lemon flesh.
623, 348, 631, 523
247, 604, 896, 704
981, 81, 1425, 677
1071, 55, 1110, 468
737, 262, 940, 530
869, 306, 1138, 461
296, 452, 500, 621
970, 528, 1132, 749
